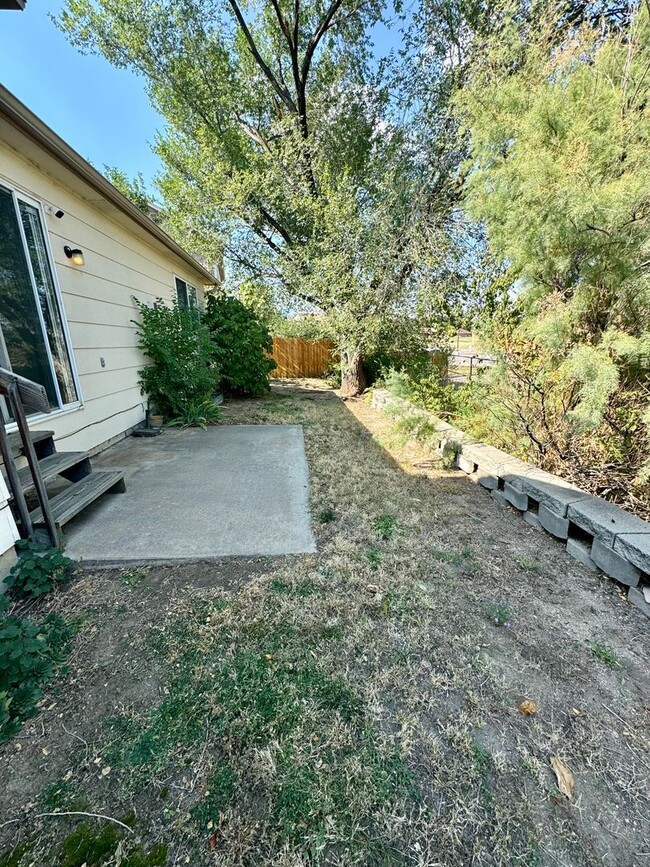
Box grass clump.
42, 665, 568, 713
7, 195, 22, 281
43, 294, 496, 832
317, 507, 336, 523
373, 515, 397, 540
120, 567, 148, 588
366, 548, 381, 570
41, 780, 88, 812
484, 600, 513, 627
431, 546, 472, 567
589, 640, 620, 669
191, 764, 236, 829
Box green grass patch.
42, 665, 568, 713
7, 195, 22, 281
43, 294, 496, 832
317, 507, 336, 524
366, 548, 381, 570
373, 515, 397, 540
120, 567, 149, 588
41, 779, 89, 812
483, 600, 513, 627
191, 764, 236, 830
431, 546, 473, 567
107, 612, 362, 778
589, 640, 620, 669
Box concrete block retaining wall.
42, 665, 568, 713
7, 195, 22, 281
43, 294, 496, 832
371, 389, 650, 619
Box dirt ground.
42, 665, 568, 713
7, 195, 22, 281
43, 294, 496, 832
1, 380, 648, 866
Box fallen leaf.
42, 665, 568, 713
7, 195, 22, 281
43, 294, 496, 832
101, 766, 112, 776
519, 700, 538, 716
208, 832, 219, 851
550, 756, 574, 799
572, 708, 583, 716
366, 584, 379, 593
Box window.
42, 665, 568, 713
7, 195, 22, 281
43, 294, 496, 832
0, 184, 79, 412
175, 276, 198, 309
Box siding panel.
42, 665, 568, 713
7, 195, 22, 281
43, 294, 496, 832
0, 131, 213, 459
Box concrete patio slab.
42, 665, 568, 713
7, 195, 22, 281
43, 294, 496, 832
63, 424, 316, 565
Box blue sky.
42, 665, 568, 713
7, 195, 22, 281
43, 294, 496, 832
0, 0, 163, 187
0, 2, 403, 194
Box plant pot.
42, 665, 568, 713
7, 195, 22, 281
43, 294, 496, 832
150, 414, 164, 429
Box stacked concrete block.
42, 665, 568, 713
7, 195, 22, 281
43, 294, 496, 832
523, 510, 544, 531
370, 389, 650, 610
628, 585, 650, 619
456, 453, 476, 475
566, 537, 598, 571
566, 497, 650, 586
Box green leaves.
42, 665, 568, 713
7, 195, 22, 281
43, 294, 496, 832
6, 540, 75, 599
204, 293, 276, 396
453, 3, 650, 500
132, 297, 220, 419
0, 610, 76, 743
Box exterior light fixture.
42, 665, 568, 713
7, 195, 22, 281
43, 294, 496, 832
64, 245, 84, 266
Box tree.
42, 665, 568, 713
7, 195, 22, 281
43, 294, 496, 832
455, 1, 650, 512
103, 166, 163, 222
57, 0, 456, 394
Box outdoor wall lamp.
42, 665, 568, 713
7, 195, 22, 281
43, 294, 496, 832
64, 245, 85, 266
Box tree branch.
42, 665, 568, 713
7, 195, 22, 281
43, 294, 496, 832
226, 0, 298, 114
300, 0, 346, 85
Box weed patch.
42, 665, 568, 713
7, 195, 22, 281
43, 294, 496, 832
484, 600, 513, 627
589, 640, 620, 669
373, 515, 397, 540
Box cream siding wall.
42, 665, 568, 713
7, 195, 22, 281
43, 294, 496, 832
0, 131, 211, 460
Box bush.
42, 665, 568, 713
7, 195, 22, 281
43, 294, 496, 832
6, 540, 75, 598
382, 364, 463, 420
204, 294, 276, 396
0, 596, 76, 743
133, 298, 219, 419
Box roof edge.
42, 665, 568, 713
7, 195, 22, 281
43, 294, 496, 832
0, 84, 217, 286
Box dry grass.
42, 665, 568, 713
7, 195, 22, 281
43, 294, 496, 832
0, 380, 649, 867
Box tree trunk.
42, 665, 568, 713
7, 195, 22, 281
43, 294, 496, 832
340, 350, 366, 397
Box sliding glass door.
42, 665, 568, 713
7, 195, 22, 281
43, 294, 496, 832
0, 184, 79, 414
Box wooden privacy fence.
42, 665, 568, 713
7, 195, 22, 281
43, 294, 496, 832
270, 337, 336, 378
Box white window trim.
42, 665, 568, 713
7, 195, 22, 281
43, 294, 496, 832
0, 179, 84, 425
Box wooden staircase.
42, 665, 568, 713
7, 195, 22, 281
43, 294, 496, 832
0, 367, 125, 547
6, 430, 125, 532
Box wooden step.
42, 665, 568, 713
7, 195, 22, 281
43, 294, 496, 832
16, 451, 91, 494
7, 429, 55, 459
30, 470, 126, 527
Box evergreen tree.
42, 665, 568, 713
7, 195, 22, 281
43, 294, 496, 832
456, 2, 650, 509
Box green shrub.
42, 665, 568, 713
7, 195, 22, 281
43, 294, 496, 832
5, 540, 75, 598
204, 293, 276, 396
0, 597, 76, 743
133, 297, 219, 419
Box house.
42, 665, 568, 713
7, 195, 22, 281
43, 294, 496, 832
0, 84, 217, 572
